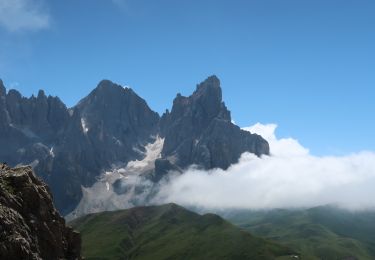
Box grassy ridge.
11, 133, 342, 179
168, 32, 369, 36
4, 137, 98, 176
225, 206, 375, 260
70, 203, 297, 260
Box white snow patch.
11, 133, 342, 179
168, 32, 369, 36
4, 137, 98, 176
81, 118, 89, 134
113, 137, 123, 146
66, 136, 164, 220
49, 146, 55, 158
126, 137, 164, 173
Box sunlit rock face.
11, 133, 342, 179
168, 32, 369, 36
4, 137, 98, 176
0, 76, 269, 215
0, 165, 81, 260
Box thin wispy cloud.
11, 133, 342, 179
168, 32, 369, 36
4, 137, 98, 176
0, 0, 50, 32
154, 123, 375, 210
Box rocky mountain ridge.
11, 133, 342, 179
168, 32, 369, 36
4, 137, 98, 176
0, 76, 269, 215
160, 76, 268, 170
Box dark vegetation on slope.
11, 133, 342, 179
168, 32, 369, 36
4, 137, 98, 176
225, 205, 375, 260
70, 203, 297, 260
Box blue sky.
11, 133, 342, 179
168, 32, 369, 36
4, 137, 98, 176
0, 0, 374, 155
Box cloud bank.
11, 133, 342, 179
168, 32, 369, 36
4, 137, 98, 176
154, 123, 375, 210
0, 0, 50, 32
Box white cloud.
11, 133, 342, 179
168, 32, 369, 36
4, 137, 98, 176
0, 0, 50, 32
244, 123, 309, 157
154, 123, 375, 210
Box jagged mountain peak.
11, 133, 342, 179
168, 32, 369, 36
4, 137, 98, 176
6, 88, 22, 99
75, 79, 159, 128
159, 75, 268, 171
37, 89, 46, 99
193, 75, 222, 106
173, 75, 221, 100
93, 79, 135, 96
195, 75, 221, 95
77, 79, 146, 111
168, 75, 229, 123
95, 79, 123, 92
1, 76, 269, 215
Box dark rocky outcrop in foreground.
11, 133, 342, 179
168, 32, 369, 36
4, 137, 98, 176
0, 76, 269, 214
0, 164, 81, 260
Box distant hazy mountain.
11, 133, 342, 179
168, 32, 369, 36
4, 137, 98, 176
0, 76, 269, 215
70, 203, 296, 260
225, 205, 375, 260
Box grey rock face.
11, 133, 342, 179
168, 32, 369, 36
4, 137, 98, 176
0, 76, 269, 215
73, 80, 160, 161
0, 81, 10, 126
159, 75, 269, 170
0, 164, 81, 260
0, 85, 75, 214
5, 89, 69, 141
0, 80, 6, 96
151, 158, 181, 182
0, 80, 160, 214
48, 80, 159, 213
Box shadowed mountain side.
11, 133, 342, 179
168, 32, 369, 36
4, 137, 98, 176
0, 76, 269, 215
0, 80, 159, 214
159, 75, 269, 171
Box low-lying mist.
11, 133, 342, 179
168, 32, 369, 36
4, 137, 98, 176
153, 123, 375, 210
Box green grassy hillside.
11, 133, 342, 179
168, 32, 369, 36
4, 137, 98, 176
225, 206, 375, 260
70, 203, 298, 260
